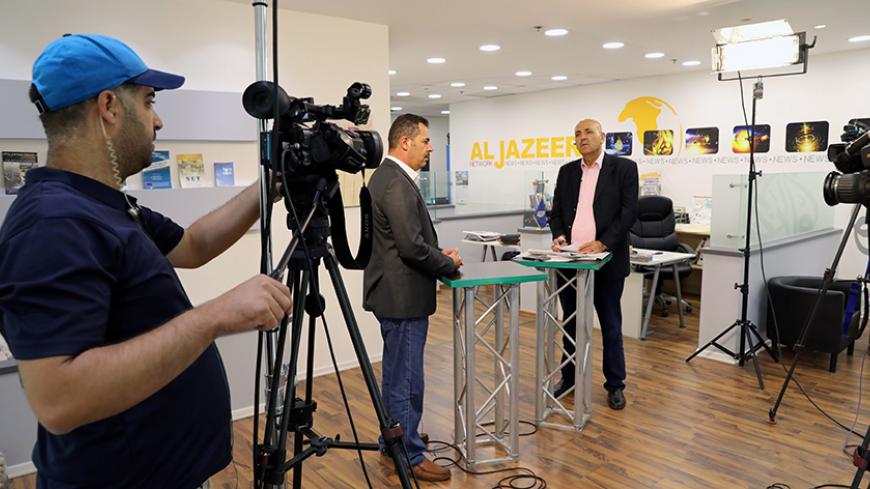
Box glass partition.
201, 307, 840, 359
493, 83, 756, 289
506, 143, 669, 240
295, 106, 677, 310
419, 170, 450, 206
710, 171, 834, 249
429, 166, 561, 219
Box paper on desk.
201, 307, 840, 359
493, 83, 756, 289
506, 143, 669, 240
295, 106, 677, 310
463, 230, 502, 241
558, 243, 609, 259
559, 243, 581, 252
526, 249, 608, 261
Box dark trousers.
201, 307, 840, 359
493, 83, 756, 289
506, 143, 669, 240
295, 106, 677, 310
378, 316, 429, 466
557, 274, 626, 392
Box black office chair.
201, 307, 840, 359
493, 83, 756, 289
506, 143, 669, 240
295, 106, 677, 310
767, 276, 863, 372
629, 196, 694, 317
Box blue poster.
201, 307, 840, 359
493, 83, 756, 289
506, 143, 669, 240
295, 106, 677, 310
214, 162, 235, 187
142, 166, 171, 189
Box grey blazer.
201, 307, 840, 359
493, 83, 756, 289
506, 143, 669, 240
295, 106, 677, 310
363, 159, 456, 319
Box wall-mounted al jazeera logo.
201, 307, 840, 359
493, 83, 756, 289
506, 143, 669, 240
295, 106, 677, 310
618, 96, 683, 156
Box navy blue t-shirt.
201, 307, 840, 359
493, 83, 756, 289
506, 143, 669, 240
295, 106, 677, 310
0, 167, 232, 489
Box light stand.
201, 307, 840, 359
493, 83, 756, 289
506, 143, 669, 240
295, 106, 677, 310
686, 77, 778, 389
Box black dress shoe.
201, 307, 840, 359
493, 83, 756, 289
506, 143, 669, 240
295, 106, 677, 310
608, 389, 626, 410
552, 379, 574, 399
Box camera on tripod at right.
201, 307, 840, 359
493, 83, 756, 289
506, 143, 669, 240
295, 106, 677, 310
823, 119, 870, 206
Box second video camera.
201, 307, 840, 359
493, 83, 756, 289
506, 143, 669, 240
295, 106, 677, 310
823, 119, 870, 206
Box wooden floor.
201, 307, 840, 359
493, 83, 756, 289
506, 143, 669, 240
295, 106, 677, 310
11, 288, 870, 488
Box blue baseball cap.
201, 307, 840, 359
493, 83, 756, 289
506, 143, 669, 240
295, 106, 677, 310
32, 34, 185, 113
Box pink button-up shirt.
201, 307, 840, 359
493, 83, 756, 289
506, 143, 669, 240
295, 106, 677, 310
570, 151, 604, 245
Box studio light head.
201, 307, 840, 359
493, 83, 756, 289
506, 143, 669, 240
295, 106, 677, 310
242, 81, 383, 176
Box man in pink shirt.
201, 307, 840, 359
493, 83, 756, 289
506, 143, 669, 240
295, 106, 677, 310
549, 119, 639, 410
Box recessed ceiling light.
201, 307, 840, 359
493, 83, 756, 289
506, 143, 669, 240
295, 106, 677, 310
427, 57, 446, 64
396, 91, 410, 97
479, 44, 501, 52
483, 85, 498, 91
441, 110, 451, 115
515, 70, 532, 77
682, 60, 702, 67
450, 81, 466, 87
544, 28, 569, 37
602, 42, 624, 49
391, 106, 402, 111
849, 35, 870, 43
814, 24, 827, 29
388, 69, 397, 75
551, 75, 568, 81
428, 94, 442, 99
644, 52, 665, 59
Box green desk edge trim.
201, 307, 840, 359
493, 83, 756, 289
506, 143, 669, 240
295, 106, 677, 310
512, 252, 612, 270
439, 263, 548, 288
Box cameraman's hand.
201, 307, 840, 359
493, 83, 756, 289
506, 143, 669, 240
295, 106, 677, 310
201, 274, 292, 338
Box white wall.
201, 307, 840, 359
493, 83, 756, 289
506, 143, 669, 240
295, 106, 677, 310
449, 47, 870, 275
0, 0, 389, 473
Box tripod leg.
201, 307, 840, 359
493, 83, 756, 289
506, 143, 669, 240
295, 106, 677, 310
281, 268, 311, 489
747, 323, 777, 362
749, 347, 764, 391
322, 253, 415, 489
259, 267, 310, 489
686, 321, 740, 362
770, 204, 863, 423
851, 423, 870, 488
292, 267, 322, 489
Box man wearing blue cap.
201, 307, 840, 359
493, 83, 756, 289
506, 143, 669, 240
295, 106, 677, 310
0, 34, 292, 489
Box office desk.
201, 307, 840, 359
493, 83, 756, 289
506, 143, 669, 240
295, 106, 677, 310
440, 261, 546, 465
514, 254, 610, 432
631, 249, 696, 339
674, 223, 710, 296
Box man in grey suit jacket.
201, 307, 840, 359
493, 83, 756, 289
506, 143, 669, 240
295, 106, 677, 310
364, 114, 462, 482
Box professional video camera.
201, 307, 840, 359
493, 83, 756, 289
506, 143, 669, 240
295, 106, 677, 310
243, 80, 383, 271
823, 119, 870, 206
241, 36, 415, 486
242, 80, 383, 176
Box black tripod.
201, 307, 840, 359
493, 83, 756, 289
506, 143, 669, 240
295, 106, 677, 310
686, 78, 777, 389
850, 421, 870, 488
767, 203, 866, 423
254, 177, 416, 489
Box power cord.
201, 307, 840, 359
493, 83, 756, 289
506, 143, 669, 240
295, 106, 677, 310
767, 484, 851, 489
424, 421, 548, 489
736, 71, 867, 439
426, 439, 547, 489
753, 179, 867, 438
740, 73, 868, 489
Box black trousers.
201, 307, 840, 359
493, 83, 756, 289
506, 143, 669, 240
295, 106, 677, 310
557, 273, 626, 392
